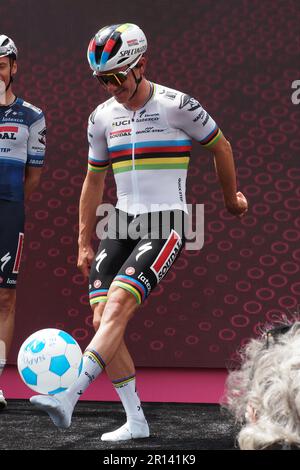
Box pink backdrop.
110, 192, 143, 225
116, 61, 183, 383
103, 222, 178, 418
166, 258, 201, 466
2, 0, 300, 367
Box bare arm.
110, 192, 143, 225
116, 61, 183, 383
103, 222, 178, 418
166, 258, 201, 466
209, 134, 248, 217
24, 167, 42, 200
78, 170, 107, 277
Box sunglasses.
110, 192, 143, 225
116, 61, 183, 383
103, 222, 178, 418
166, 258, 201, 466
95, 56, 141, 87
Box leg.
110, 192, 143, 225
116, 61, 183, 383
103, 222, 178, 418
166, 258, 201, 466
92, 299, 149, 441
0, 288, 16, 409
0, 200, 25, 410
92, 300, 135, 380
88, 285, 138, 365
0, 288, 16, 367
30, 286, 141, 429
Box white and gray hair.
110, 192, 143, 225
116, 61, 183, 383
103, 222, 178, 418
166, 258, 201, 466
223, 321, 300, 450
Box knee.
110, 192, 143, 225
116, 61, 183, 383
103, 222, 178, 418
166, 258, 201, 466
0, 289, 16, 319
92, 303, 105, 332
104, 290, 137, 324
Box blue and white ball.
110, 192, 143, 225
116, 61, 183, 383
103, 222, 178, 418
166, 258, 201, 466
17, 328, 83, 395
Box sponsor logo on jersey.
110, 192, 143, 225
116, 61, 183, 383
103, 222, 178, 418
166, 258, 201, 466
95, 249, 108, 272
110, 128, 132, 139
12, 233, 24, 274
0, 252, 11, 272
6, 278, 17, 285
137, 271, 151, 293
136, 242, 152, 261
178, 177, 183, 202
179, 94, 202, 112
112, 119, 131, 127
125, 266, 135, 276
0, 125, 18, 140
136, 113, 159, 123
193, 109, 209, 126
150, 230, 182, 281
93, 280, 102, 288
165, 91, 178, 100
136, 127, 167, 135
1, 118, 24, 123
38, 127, 46, 146
22, 101, 42, 114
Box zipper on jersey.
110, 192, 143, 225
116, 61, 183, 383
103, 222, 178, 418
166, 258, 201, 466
131, 111, 139, 217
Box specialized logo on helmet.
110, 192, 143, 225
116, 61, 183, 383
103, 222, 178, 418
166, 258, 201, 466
87, 23, 147, 73
119, 45, 147, 58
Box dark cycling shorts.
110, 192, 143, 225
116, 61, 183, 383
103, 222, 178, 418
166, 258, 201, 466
0, 200, 25, 289
89, 209, 187, 305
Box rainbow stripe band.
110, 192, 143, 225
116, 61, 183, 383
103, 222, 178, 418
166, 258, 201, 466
200, 127, 222, 148
84, 348, 106, 369
112, 157, 189, 174
89, 289, 109, 305
111, 275, 148, 304
112, 374, 136, 388
88, 157, 109, 173
109, 139, 192, 175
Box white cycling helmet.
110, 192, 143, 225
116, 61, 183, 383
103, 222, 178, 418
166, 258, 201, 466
87, 23, 147, 73
0, 35, 18, 59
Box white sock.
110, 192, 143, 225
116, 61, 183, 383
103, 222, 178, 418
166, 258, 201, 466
113, 374, 147, 424
30, 348, 106, 429
64, 348, 106, 407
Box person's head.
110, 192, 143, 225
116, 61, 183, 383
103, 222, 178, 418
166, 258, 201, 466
87, 23, 147, 104
224, 321, 300, 450
0, 35, 18, 94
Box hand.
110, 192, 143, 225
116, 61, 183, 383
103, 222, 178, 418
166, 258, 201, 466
226, 191, 248, 218
77, 245, 95, 278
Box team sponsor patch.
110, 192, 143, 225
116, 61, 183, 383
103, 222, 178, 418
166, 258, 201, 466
125, 266, 135, 276
127, 39, 139, 46
0, 125, 18, 140
137, 271, 152, 294
94, 280, 102, 288
179, 94, 202, 112
12, 233, 24, 274
150, 230, 182, 282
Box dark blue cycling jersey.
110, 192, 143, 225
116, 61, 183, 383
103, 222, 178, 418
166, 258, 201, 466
0, 97, 46, 202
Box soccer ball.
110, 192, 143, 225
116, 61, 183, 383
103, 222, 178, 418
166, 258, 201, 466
17, 328, 83, 395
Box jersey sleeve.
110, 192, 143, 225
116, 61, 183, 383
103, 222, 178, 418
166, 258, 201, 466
87, 108, 110, 173
166, 92, 223, 149
27, 113, 46, 167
